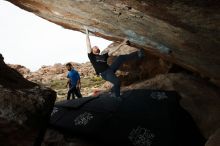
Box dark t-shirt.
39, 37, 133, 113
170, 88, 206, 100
88, 53, 109, 74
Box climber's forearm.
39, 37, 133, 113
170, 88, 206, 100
85, 28, 92, 54
108, 39, 128, 56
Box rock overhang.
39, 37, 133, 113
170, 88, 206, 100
6, 0, 220, 84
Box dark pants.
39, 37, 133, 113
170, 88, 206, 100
101, 51, 140, 97
67, 86, 82, 100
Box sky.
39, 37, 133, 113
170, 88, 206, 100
0, 1, 112, 71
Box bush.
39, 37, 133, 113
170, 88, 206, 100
50, 80, 67, 90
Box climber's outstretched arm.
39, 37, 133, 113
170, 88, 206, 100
108, 39, 129, 56
85, 28, 92, 54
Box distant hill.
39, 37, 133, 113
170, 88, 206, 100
8, 62, 110, 101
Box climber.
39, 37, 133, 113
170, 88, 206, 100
85, 28, 145, 100
66, 63, 82, 100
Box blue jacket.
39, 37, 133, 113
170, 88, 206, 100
67, 69, 80, 87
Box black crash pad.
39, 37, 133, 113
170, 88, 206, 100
49, 89, 205, 146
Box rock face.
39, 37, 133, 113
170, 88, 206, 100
0, 54, 56, 146
7, 0, 220, 84
106, 43, 172, 85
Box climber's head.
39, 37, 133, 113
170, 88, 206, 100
92, 46, 100, 55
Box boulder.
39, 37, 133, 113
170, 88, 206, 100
8, 64, 31, 75
0, 54, 56, 146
